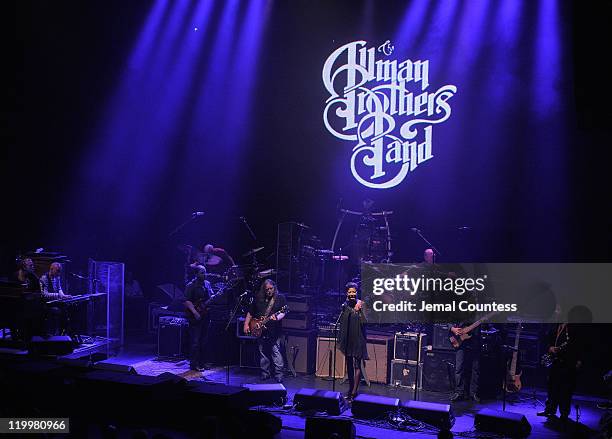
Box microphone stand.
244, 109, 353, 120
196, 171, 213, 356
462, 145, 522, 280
332, 306, 344, 392
169, 213, 200, 237
413, 229, 442, 257
224, 289, 247, 386
240, 217, 257, 242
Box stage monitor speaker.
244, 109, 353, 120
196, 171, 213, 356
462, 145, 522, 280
432, 324, 454, 350
28, 336, 74, 356
351, 394, 400, 419
294, 388, 344, 416
93, 361, 137, 374
422, 349, 455, 392
305, 416, 355, 439
243, 383, 287, 407
315, 337, 345, 378
364, 334, 393, 384
401, 400, 455, 431
285, 329, 316, 374
474, 408, 531, 438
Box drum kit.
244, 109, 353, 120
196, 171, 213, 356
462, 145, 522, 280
177, 244, 277, 296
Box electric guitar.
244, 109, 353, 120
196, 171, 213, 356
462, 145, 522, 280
248, 305, 288, 338
504, 323, 522, 393
449, 311, 498, 349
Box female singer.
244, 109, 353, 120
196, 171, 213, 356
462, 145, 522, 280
338, 282, 368, 401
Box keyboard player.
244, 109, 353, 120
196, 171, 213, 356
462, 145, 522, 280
39, 262, 72, 335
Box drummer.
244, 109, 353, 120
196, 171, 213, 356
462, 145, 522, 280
194, 243, 236, 279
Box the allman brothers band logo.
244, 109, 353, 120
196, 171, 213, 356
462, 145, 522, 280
322, 41, 457, 189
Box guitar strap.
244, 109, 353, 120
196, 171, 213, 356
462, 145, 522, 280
263, 295, 276, 319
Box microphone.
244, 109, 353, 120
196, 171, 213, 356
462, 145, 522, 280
192, 211, 205, 217
70, 272, 88, 280
238, 291, 248, 298
295, 222, 310, 229
457, 226, 470, 230
411, 228, 420, 233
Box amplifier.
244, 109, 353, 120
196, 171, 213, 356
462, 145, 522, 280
506, 332, 540, 368
158, 316, 189, 358
284, 329, 317, 374
286, 294, 312, 313
364, 334, 393, 384
422, 349, 456, 392
282, 312, 312, 330
315, 337, 345, 378
432, 324, 454, 350
149, 302, 184, 334
394, 332, 427, 361
390, 359, 422, 389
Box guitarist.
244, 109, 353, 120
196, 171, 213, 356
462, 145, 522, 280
183, 266, 214, 372
243, 279, 287, 383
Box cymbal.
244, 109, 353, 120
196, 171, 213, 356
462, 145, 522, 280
177, 244, 194, 254
242, 247, 264, 257
332, 255, 349, 261
258, 268, 277, 277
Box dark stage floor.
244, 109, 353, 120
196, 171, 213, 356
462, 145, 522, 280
90, 341, 606, 439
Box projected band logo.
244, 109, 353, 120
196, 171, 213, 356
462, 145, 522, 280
322, 41, 457, 189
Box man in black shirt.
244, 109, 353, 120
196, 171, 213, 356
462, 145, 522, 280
243, 279, 287, 382
183, 266, 214, 372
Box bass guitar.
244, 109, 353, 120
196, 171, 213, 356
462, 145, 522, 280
185, 296, 213, 320
541, 340, 568, 368
449, 311, 498, 349
504, 323, 522, 393
248, 305, 288, 338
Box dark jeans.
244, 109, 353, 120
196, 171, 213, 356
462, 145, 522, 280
189, 318, 210, 369
259, 335, 284, 380
546, 365, 576, 417
455, 347, 480, 396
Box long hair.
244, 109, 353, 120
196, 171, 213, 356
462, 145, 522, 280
257, 279, 277, 300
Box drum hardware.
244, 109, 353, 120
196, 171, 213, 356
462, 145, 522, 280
242, 247, 264, 257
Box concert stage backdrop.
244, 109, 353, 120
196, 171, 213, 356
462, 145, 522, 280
6, 1, 610, 285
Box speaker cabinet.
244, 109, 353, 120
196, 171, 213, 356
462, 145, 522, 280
243, 383, 287, 407
390, 359, 421, 389
284, 329, 316, 374
282, 312, 312, 330
432, 324, 454, 350
474, 408, 531, 437
316, 337, 345, 378
422, 349, 456, 392
158, 316, 189, 359
394, 332, 426, 361
364, 334, 393, 384
240, 339, 260, 369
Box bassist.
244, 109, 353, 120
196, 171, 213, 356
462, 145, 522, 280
450, 317, 481, 402
537, 323, 582, 421
243, 279, 286, 383
183, 266, 214, 372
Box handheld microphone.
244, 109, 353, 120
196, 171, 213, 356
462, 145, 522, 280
192, 211, 205, 217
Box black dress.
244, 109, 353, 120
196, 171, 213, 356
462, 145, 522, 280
338, 301, 369, 359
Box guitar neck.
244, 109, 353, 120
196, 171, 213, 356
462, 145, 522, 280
463, 311, 497, 333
